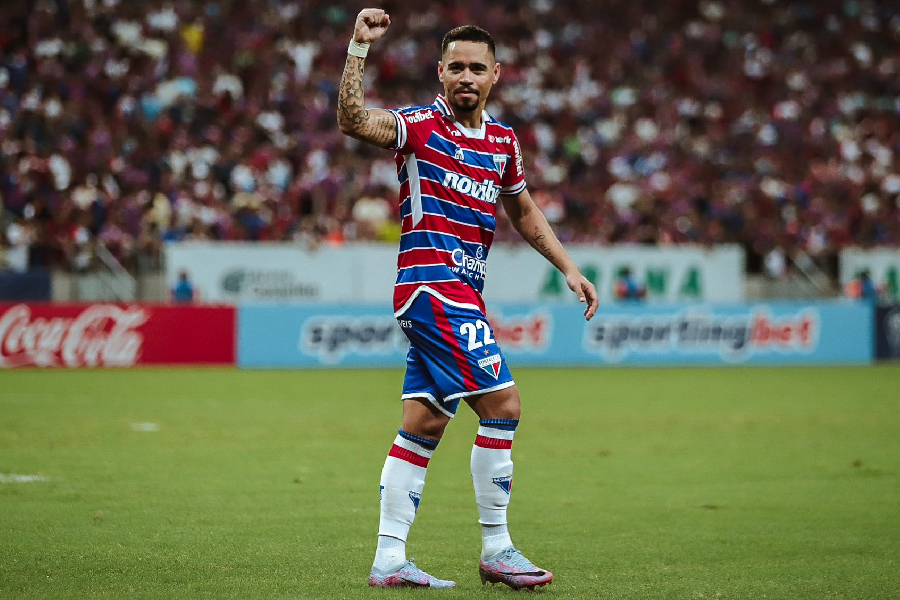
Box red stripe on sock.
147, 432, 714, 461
474, 435, 513, 450
388, 444, 430, 467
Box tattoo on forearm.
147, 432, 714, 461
532, 227, 556, 262
337, 56, 395, 147
338, 57, 368, 128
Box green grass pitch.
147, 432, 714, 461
1, 366, 899, 599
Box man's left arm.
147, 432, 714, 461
500, 190, 599, 320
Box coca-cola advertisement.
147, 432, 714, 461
0, 303, 236, 368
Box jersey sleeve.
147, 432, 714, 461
500, 132, 527, 195
389, 107, 437, 155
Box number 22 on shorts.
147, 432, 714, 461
459, 320, 496, 351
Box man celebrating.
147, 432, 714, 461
337, 8, 598, 590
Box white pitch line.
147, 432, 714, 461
130, 422, 160, 432
0, 474, 47, 483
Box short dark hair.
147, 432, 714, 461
441, 25, 496, 58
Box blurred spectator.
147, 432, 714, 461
170, 269, 195, 303
0, 0, 898, 285
352, 187, 396, 241
3, 213, 34, 272
613, 266, 647, 301
844, 268, 880, 301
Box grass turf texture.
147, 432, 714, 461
1, 366, 898, 600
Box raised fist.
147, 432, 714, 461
353, 8, 391, 44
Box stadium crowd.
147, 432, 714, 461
1, 0, 899, 279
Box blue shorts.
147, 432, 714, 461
396, 292, 515, 417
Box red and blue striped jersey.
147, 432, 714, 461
389, 95, 526, 316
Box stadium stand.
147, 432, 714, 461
1, 0, 898, 283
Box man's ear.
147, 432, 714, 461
493, 62, 501, 84
438, 61, 444, 83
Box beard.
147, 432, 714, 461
449, 88, 480, 112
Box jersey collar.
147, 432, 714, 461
434, 95, 453, 118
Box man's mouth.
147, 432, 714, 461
456, 89, 478, 99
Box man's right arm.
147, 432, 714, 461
337, 8, 397, 149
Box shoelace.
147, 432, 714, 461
404, 559, 452, 585
405, 558, 439, 579
404, 558, 422, 573
496, 547, 538, 572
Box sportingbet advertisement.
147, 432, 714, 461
574, 302, 871, 366
238, 304, 407, 368
237, 301, 872, 368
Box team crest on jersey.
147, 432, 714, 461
492, 154, 508, 176
454, 146, 465, 161
492, 475, 512, 495
478, 354, 502, 379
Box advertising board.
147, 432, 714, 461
237, 301, 872, 369
0, 303, 236, 368
482, 244, 745, 303
575, 302, 871, 366
238, 304, 406, 368
166, 242, 745, 304
164, 242, 397, 304
875, 304, 900, 360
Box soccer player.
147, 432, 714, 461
337, 8, 599, 590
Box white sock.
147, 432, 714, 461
471, 419, 518, 559
482, 523, 512, 558
372, 430, 439, 571
373, 535, 406, 572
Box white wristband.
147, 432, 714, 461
348, 40, 370, 58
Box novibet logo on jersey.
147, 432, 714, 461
404, 109, 432, 124
442, 172, 501, 204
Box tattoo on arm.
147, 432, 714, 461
532, 226, 556, 263
337, 56, 395, 148
338, 57, 367, 128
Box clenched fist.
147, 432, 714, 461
353, 8, 391, 44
